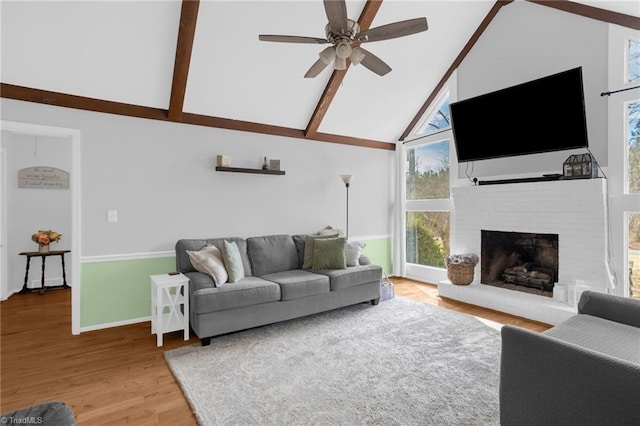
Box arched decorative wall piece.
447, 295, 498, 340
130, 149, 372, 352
18, 166, 70, 189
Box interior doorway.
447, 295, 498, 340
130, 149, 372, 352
0, 121, 81, 334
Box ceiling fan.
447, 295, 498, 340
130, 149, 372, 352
258, 0, 428, 78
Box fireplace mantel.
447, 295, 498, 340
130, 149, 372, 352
439, 178, 608, 325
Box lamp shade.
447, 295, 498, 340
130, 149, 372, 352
335, 41, 352, 59
340, 174, 353, 185
334, 56, 347, 70
349, 47, 365, 65
319, 46, 336, 65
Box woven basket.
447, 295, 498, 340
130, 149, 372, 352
446, 263, 475, 285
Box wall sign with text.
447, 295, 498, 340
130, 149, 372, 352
18, 166, 70, 189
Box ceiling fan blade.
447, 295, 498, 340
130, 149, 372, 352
304, 58, 329, 78
323, 0, 348, 34
259, 34, 328, 44
359, 48, 392, 76
356, 17, 428, 43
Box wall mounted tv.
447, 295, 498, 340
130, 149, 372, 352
450, 67, 589, 162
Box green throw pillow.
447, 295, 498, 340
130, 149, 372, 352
302, 234, 333, 269
222, 240, 245, 283
311, 237, 347, 271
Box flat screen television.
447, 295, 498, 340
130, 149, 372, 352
450, 67, 589, 162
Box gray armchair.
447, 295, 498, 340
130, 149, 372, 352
500, 291, 640, 425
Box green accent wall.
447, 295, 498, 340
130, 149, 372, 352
80, 257, 175, 328
80, 236, 392, 329
360, 236, 393, 276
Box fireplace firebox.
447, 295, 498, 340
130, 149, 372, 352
481, 230, 559, 297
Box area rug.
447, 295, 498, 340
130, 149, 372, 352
165, 297, 502, 426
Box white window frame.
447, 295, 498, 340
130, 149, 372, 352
395, 75, 458, 284
607, 25, 640, 297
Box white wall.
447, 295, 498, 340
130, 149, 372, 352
456, 1, 608, 178
1, 99, 395, 257
2, 131, 72, 293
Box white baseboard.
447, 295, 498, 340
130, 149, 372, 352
80, 315, 151, 332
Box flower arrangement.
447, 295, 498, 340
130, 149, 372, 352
31, 229, 62, 245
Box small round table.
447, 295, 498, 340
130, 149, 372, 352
18, 250, 71, 295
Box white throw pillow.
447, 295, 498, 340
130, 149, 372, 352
346, 241, 366, 267
187, 244, 228, 286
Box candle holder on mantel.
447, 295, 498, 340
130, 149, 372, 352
562, 153, 598, 179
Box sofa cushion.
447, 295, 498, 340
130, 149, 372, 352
187, 245, 228, 286
191, 277, 280, 314
176, 238, 252, 276
222, 240, 245, 283
315, 264, 382, 291
247, 235, 299, 276
261, 270, 330, 301
312, 237, 347, 271
544, 314, 640, 364
292, 234, 306, 267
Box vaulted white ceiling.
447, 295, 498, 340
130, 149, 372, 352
2, 1, 639, 148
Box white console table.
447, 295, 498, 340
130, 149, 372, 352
150, 273, 189, 347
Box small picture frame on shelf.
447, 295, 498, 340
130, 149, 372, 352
269, 159, 281, 171
216, 155, 231, 167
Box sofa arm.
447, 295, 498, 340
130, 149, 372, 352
578, 290, 640, 328
500, 325, 640, 426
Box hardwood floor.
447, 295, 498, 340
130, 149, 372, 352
392, 277, 552, 333
1, 279, 551, 424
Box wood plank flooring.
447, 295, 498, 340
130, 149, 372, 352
1, 278, 551, 424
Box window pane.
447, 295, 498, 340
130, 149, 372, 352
630, 213, 640, 300
406, 211, 450, 268
629, 101, 639, 194
406, 141, 450, 200
629, 39, 639, 83
417, 95, 450, 136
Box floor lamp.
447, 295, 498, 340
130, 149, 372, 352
340, 174, 352, 239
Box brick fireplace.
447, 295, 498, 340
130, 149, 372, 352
481, 230, 558, 297
438, 178, 609, 325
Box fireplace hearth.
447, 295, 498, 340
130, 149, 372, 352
481, 230, 559, 297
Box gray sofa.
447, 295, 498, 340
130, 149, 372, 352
175, 234, 382, 345
500, 290, 640, 425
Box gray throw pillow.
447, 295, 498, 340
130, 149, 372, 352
222, 240, 245, 283
312, 237, 347, 271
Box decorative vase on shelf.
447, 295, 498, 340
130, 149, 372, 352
262, 157, 269, 170
38, 243, 50, 253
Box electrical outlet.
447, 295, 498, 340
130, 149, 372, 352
107, 210, 118, 223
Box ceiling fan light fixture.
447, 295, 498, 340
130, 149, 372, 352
319, 46, 336, 65
335, 41, 352, 59
334, 56, 347, 70
349, 47, 365, 65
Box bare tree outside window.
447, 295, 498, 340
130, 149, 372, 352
628, 39, 639, 83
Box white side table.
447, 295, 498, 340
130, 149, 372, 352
150, 273, 189, 347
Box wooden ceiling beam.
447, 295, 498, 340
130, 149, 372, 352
167, 0, 200, 122
1, 83, 395, 151
527, 0, 640, 30
304, 0, 383, 138
0, 83, 169, 121
399, 1, 513, 141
